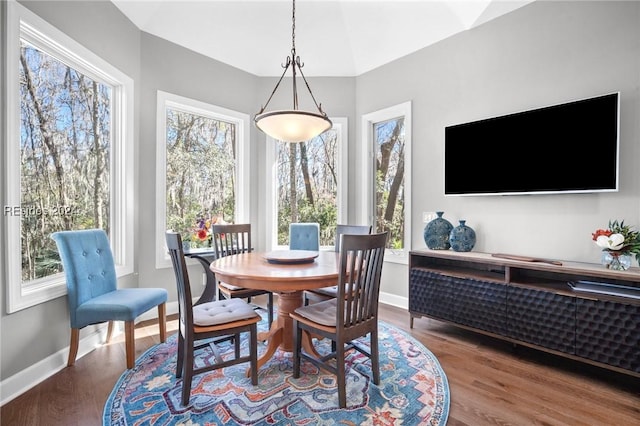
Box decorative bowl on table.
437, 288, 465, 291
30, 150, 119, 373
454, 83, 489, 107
263, 250, 319, 264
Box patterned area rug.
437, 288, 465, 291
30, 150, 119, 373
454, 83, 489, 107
103, 312, 449, 425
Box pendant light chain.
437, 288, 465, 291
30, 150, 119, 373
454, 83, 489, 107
291, 0, 298, 110
291, 0, 296, 56
290, 0, 326, 116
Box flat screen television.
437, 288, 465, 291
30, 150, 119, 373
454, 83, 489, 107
444, 92, 620, 196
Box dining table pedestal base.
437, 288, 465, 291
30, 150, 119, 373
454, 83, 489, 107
250, 290, 320, 376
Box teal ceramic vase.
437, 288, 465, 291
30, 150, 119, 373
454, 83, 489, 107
449, 220, 476, 252
423, 211, 453, 250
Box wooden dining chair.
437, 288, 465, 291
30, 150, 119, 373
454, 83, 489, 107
211, 223, 274, 327
51, 229, 168, 370
304, 224, 372, 305
166, 231, 260, 406
291, 232, 388, 408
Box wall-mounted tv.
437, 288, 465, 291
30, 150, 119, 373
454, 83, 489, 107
444, 92, 620, 196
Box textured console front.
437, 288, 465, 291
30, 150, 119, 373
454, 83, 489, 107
453, 276, 507, 335
409, 268, 455, 321
507, 286, 575, 353
576, 299, 640, 373
409, 268, 506, 334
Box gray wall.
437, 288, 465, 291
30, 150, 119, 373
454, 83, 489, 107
2, 0, 640, 399
357, 0, 640, 299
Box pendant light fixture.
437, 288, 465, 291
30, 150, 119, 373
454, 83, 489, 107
254, 0, 332, 143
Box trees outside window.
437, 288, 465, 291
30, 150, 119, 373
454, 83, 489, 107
19, 42, 112, 281
266, 119, 348, 250
156, 91, 250, 267
165, 109, 236, 245
374, 117, 405, 250
4, 2, 134, 312
361, 103, 412, 263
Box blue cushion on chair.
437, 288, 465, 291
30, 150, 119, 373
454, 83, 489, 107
76, 288, 169, 327
289, 223, 320, 251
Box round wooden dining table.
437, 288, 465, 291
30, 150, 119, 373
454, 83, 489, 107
209, 250, 339, 372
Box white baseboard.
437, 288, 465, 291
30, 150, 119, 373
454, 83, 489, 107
380, 291, 408, 310
0, 300, 180, 406
0, 326, 105, 406
137, 300, 180, 322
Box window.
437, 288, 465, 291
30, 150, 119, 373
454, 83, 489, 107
155, 91, 250, 267
360, 102, 412, 263
4, 2, 134, 313
265, 118, 348, 250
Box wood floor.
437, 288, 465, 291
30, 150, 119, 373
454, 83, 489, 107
1, 301, 638, 425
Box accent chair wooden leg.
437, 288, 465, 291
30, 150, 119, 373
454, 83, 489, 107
125, 320, 135, 369
106, 320, 115, 343
68, 328, 80, 367
158, 303, 167, 342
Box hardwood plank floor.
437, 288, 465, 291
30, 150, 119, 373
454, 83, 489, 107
1, 301, 638, 425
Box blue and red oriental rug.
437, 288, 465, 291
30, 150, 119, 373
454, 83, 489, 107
103, 314, 449, 425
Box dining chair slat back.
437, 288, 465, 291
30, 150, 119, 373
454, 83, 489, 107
305, 224, 372, 305
211, 223, 251, 256
210, 223, 274, 326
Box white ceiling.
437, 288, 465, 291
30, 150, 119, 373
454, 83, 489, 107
111, 0, 534, 77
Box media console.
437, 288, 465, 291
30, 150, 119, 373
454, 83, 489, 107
409, 249, 640, 377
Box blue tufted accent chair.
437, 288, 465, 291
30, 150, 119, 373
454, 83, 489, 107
51, 229, 168, 369
289, 223, 320, 251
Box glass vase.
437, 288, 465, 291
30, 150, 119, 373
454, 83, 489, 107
601, 251, 632, 271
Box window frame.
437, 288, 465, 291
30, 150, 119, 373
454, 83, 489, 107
359, 102, 412, 264
155, 90, 250, 268
3, 1, 135, 313
264, 118, 348, 251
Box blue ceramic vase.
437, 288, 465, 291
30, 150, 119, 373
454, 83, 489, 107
449, 220, 476, 252
423, 211, 453, 250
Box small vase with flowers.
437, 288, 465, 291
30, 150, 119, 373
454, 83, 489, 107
592, 219, 640, 271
